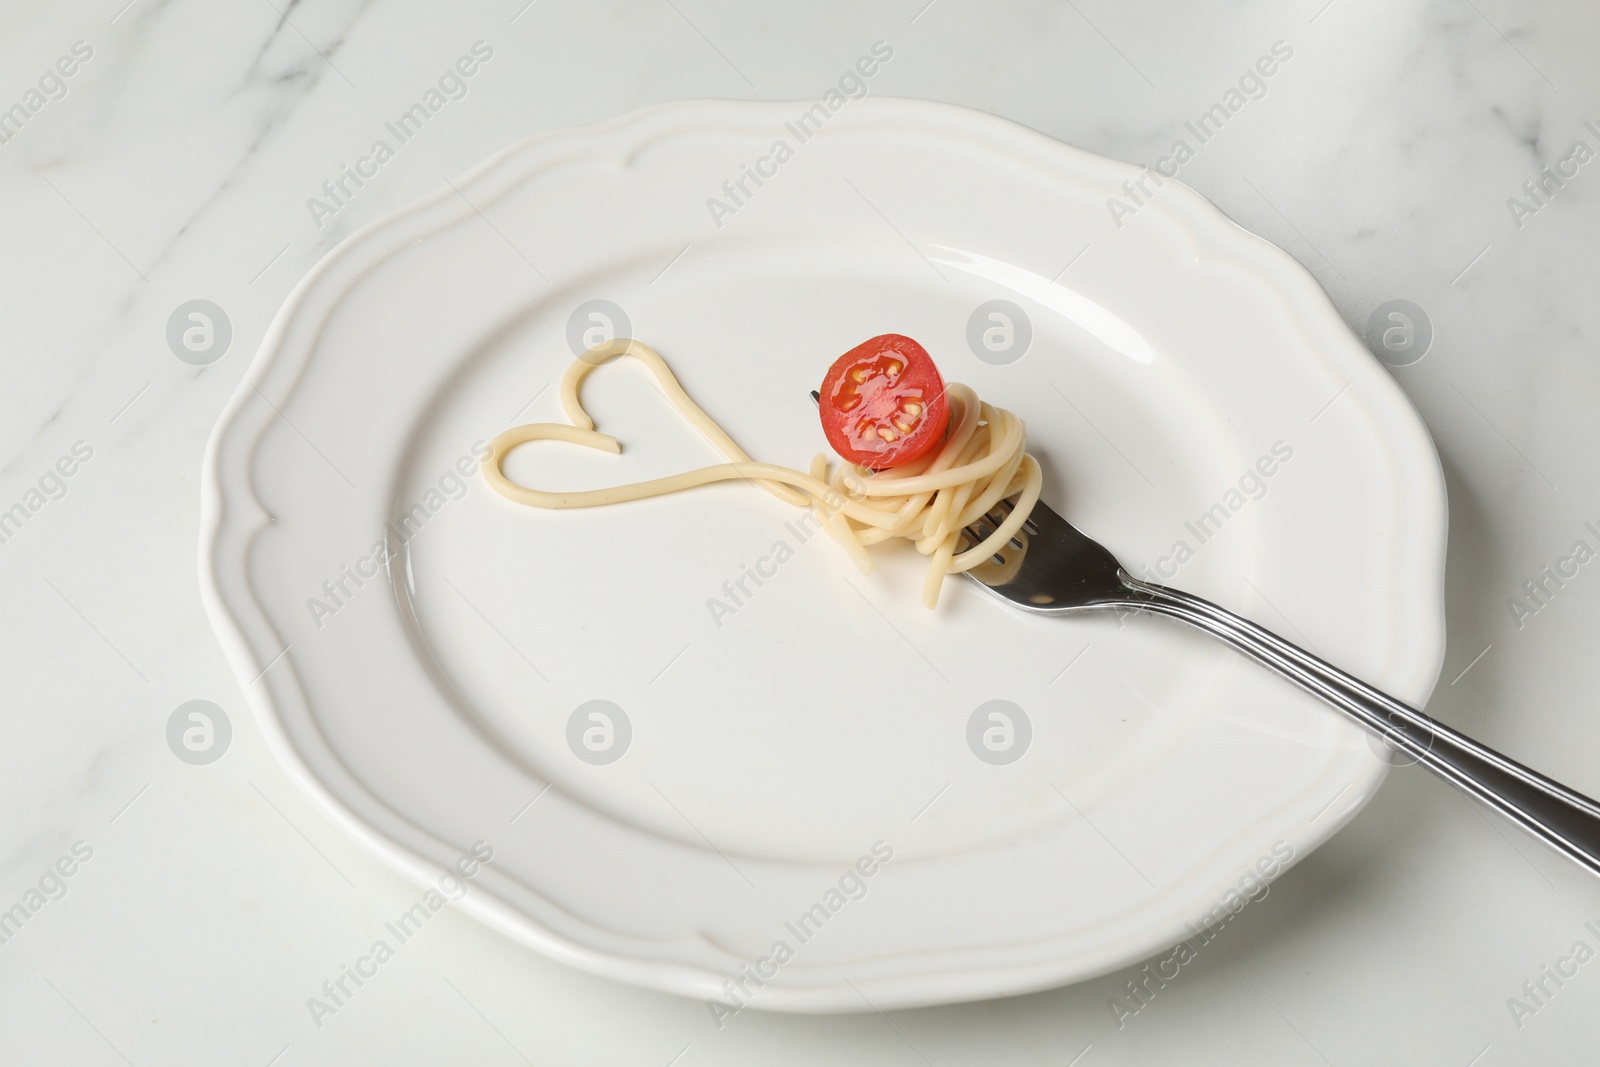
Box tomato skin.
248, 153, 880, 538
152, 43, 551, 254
819, 334, 950, 469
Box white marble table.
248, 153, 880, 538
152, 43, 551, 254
3, 1, 1598, 1063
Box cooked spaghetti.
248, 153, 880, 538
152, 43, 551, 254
481, 339, 1042, 608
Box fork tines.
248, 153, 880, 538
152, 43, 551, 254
959, 495, 1038, 558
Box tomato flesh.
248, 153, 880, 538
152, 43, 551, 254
819, 334, 950, 469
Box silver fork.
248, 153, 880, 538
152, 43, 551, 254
959, 494, 1600, 879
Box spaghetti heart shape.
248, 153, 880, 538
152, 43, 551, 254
480, 338, 814, 510
482, 338, 1042, 607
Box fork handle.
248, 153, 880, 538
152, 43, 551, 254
1119, 573, 1600, 879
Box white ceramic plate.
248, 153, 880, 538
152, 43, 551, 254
201, 99, 1447, 1012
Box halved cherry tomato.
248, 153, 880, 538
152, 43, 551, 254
819, 334, 950, 469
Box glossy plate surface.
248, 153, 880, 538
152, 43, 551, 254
200, 99, 1447, 1011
